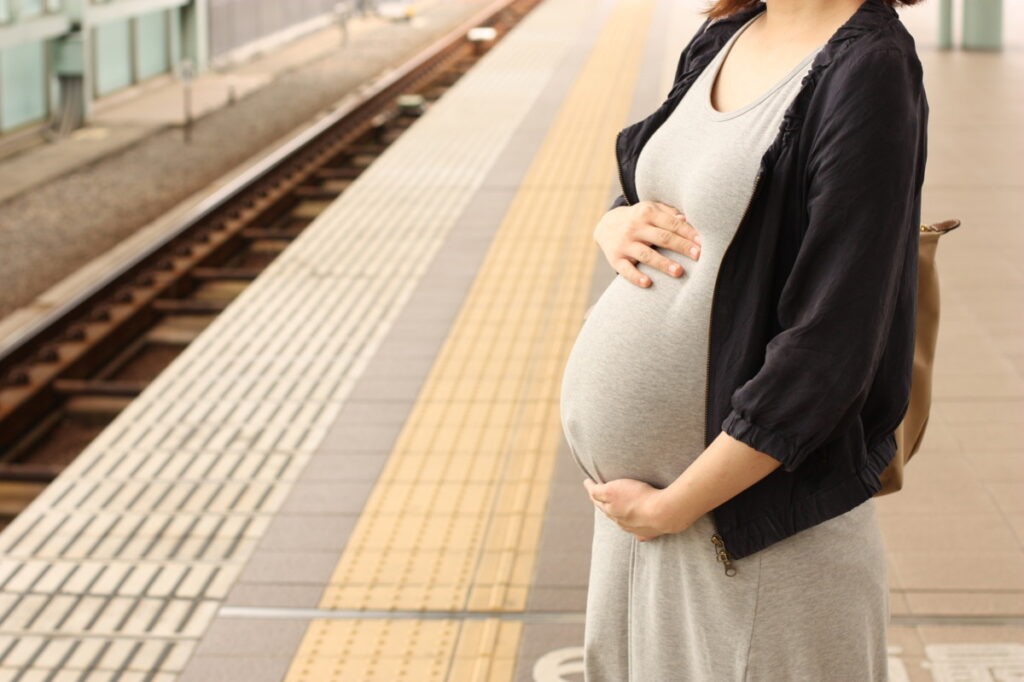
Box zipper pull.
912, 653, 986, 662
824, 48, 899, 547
711, 533, 737, 577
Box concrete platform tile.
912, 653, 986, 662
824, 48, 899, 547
258, 513, 360, 553
236, 551, 340, 585
192, 617, 309, 658
177, 655, 293, 682
224, 584, 325, 610
890, 550, 1024, 592
277, 481, 374, 515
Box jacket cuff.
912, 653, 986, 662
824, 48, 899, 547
721, 407, 803, 473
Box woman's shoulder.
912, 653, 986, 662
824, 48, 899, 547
799, 16, 927, 149
829, 17, 924, 86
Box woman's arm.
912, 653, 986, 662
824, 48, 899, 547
719, 47, 926, 473
585, 430, 780, 539
654, 431, 781, 533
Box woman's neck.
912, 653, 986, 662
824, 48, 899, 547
758, 0, 867, 47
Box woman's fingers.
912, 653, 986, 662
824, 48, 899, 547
625, 242, 685, 280
647, 200, 685, 220
584, 480, 610, 505
636, 224, 701, 267
614, 258, 653, 288
619, 204, 702, 282
595, 503, 653, 541
647, 211, 703, 258
649, 201, 701, 247
596, 201, 702, 288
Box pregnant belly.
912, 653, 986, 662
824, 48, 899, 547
559, 253, 713, 488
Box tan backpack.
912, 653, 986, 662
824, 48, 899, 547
874, 218, 962, 496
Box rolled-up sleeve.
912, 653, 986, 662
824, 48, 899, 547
720, 47, 926, 473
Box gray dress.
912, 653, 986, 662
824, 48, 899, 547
559, 14, 890, 681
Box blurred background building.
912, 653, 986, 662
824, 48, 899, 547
0, 0, 395, 152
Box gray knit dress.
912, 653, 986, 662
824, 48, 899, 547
559, 14, 890, 681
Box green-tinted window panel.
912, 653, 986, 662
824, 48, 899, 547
94, 18, 132, 96
1, 40, 48, 131
136, 11, 168, 80
18, 0, 44, 18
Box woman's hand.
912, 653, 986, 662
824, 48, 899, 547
593, 201, 703, 288
583, 477, 690, 541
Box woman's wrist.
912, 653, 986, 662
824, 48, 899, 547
653, 484, 700, 535
654, 431, 784, 536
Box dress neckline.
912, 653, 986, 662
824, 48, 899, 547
704, 13, 825, 121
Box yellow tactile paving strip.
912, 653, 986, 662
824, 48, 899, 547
288, 619, 523, 681
284, 0, 656, 679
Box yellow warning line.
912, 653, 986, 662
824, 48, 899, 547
284, 0, 655, 678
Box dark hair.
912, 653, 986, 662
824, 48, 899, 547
699, 0, 927, 21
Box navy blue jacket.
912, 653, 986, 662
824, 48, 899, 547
609, 0, 928, 571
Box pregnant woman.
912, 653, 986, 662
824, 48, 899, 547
560, 0, 928, 679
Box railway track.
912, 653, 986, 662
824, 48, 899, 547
0, 0, 544, 528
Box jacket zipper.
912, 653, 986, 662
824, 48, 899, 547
705, 164, 764, 578
710, 533, 737, 577
615, 129, 632, 206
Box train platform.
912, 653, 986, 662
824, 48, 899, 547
0, 0, 1021, 680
